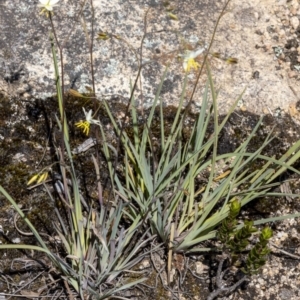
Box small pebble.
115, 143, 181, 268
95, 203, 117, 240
289, 7, 298, 16
290, 16, 299, 30
195, 262, 208, 275
12, 238, 21, 244
288, 70, 298, 78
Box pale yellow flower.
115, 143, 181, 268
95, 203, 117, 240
180, 48, 206, 73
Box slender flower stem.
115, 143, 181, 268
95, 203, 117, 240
49, 14, 65, 123
184, 0, 232, 114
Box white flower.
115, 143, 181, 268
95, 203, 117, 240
38, 0, 60, 12
83, 108, 101, 125
180, 48, 206, 72
75, 108, 101, 135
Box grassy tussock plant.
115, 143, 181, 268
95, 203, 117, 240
0, 1, 149, 299
103, 63, 300, 283
50, 30, 150, 298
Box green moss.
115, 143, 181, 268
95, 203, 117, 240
0, 162, 29, 199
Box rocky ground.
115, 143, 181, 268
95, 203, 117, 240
1, 0, 300, 299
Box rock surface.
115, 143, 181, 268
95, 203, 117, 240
0, 0, 300, 116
